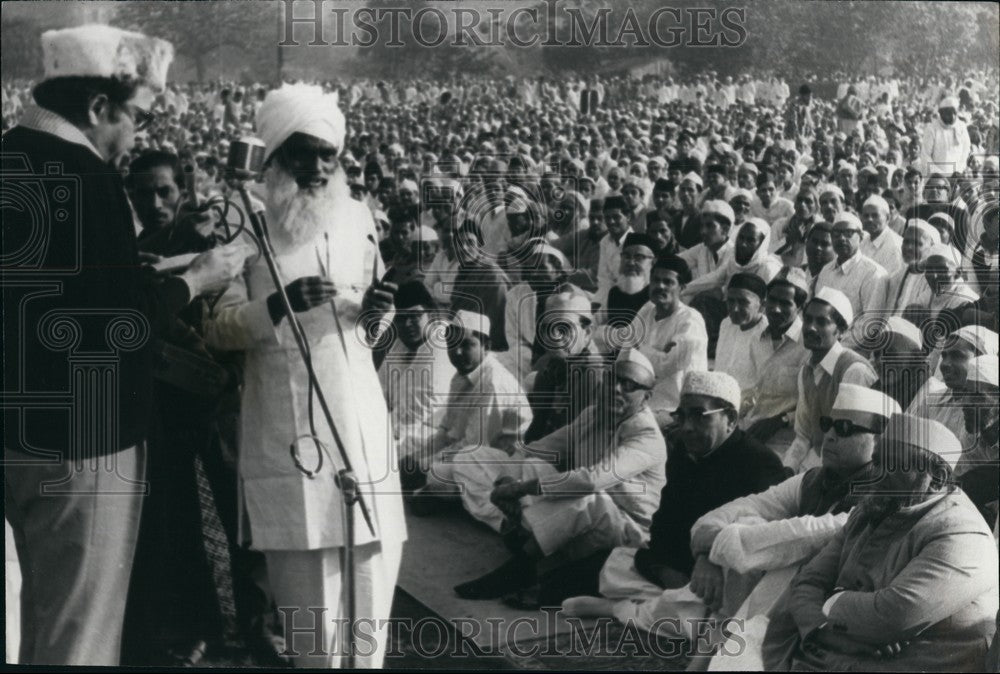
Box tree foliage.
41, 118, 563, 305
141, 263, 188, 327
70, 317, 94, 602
116, 1, 278, 82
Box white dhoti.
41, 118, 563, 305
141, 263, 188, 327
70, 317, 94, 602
599, 547, 711, 641
265, 539, 403, 668
522, 493, 645, 558
705, 565, 799, 671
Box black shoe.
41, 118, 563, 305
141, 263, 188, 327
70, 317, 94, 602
454, 554, 535, 600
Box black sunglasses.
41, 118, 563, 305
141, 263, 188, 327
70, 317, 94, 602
819, 416, 873, 437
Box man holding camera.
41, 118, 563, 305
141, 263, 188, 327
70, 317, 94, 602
2, 25, 245, 665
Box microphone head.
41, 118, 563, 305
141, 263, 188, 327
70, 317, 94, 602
227, 137, 267, 180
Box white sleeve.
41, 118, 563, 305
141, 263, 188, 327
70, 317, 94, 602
201, 271, 280, 351
709, 512, 851, 573
690, 474, 805, 557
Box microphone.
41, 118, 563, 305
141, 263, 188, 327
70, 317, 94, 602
227, 136, 267, 181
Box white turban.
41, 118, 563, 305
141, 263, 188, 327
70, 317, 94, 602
257, 83, 346, 161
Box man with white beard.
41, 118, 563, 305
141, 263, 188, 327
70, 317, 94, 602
202, 83, 405, 668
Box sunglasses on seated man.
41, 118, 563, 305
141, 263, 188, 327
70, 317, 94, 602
819, 416, 875, 437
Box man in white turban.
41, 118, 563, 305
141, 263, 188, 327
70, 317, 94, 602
202, 83, 405, 668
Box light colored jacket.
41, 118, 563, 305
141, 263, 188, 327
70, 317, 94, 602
787, 490, 998, 672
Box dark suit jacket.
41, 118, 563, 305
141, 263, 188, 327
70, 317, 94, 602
3, 126, 190, 457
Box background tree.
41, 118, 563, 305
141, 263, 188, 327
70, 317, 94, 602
117, 1, 278, 82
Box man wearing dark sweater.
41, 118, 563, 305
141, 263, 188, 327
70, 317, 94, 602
2, 26, 243, 666
585, 371, 787, 604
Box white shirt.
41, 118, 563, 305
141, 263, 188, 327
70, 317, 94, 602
783, 342, 877, 472
879, 265, 933, 315
424, 250, 460, 305
860, 227, 904, 276
715, 317, 769, 392
378, 338, 455, 459
678, 239, 735, 282
479, 204, 510, 258
814, 251, 888, 317
626, 302, 709, 414
437, 353, 532, 453
597, 228, 632, 303
751, 196, 795, 225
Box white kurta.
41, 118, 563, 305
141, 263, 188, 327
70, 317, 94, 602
626, 302, 709, 417
203, 197, 406, 551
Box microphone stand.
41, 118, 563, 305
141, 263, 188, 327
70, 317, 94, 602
233, 181, 371, 668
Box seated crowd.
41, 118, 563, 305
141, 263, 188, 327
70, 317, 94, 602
358, 87, 998, 670
44, 67, 998, 668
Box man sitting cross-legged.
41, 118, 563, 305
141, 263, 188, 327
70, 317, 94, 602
759, 415, 998, 672
413, 310, 532, 493
445, 348, 666, 602
560, 372, 786, 635
690, 384, 901, 670
562, 384, 898, 649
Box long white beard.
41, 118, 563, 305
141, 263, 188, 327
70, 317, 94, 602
263, 165, 349, 253
616, 271, 649, 295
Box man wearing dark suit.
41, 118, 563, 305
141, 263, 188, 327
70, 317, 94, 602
2, 25, 243, 665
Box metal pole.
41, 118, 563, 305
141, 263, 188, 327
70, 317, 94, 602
234, 183, 376, 538
338, 469, 358, 669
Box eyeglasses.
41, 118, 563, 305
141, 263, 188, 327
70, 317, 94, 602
127, 104, 156, 132
819, 416, 873, 437
671, 407, 727, 423
621, 252, 654, 263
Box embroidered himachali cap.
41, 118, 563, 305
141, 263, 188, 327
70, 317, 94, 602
41, 24, 174, 93
830, 383, 900, 432
701, 200, 735, 226
882, 413, 963, 470
257, 83, 346, 161
615, 348, 656, 389
450, 310, 491, 342
882, 316, 923, 351
813, 286, 855, 327
682, 370, 741, 411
